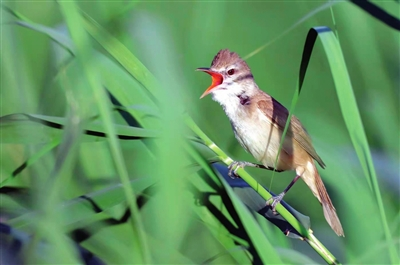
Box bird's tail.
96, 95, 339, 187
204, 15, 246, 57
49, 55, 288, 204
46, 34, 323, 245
302, 161, 344, 236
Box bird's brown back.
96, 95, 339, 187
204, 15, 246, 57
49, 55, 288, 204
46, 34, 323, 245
256, 92, 325, 168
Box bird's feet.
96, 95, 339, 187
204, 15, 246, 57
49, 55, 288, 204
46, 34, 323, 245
266, 192, 285, 215
228, 161, 253, 179
227, 161, 279, 178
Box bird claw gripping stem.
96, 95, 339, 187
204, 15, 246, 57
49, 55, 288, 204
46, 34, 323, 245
266, 192, 286, 215
227, 161, 279, 179
227, 161, 254, 179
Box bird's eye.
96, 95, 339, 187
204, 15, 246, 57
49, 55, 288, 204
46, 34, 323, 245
227, 69, 235, 75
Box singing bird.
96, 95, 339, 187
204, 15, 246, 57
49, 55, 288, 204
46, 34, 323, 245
197, 49, 344, 236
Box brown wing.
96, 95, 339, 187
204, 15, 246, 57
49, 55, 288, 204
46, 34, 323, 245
257, 98, 326, 168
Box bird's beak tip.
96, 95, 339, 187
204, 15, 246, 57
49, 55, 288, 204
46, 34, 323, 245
196, 67, 210, 72
197, 67, 222, 99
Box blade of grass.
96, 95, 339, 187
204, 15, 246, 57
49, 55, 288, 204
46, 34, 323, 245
271, 26, 327, 186
349, 0, 400, 31
3, 6, 157, 131
185, 143, 282, 264
243, 1, 338, 60
2, 5, 74, 54
57, 2, 150, 263
184, 114, 341, 265
45, 7, 341, 264
267, 24, 398, 262
0, 113, 159, 144
8, 177, 156, 229
82, 11, 158, 98
276, 247, 318, 264
26, 85, 83, 262
0, 139, 60, 187
315, 26, 398, 263
130, 12, 193, 256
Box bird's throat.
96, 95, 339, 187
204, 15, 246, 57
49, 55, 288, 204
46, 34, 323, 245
238, 93, 251, 105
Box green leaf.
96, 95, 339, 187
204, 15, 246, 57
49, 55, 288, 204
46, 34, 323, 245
187, 144, 281, 264
58, 2, 151, 263
313, 26, 397, 263
0, 113, 158, 144
2, 5, 74, 53
7, 177, 156, 229
82, 12, 158, 97
15, 20, 74, 54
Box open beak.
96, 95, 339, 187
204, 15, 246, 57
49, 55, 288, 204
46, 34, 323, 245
196, 67, 223, 99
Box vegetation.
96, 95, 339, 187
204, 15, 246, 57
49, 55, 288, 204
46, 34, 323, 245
1, 1, 398, 264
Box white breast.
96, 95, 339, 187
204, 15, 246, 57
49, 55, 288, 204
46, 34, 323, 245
231, 108, 285, 167
210, 86, 290, 169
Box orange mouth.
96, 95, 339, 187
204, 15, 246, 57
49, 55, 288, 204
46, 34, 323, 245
196, 68, 223, 98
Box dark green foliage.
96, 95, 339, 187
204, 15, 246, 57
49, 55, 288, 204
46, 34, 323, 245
0, 1, 398, 264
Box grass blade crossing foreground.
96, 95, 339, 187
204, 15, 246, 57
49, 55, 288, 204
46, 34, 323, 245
57, 2, 151, 263
314, 26, 398, 264
3, 6, 341, 263
81, 11, 341, 264
1, 2, 397, 264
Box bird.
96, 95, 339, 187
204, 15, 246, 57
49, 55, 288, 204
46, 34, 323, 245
196, 49, 344, 236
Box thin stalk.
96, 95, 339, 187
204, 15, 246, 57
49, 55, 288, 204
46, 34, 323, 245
57, 2, 151, 263
243, 1, 338, 60
184, 114, 341, 265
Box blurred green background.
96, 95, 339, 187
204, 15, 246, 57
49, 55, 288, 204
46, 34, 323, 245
1, 1, 399, 264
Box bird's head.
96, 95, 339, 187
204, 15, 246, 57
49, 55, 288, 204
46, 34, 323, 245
197, 49, 255, 104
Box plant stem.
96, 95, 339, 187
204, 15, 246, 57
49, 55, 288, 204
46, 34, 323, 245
184, 114, 341, 265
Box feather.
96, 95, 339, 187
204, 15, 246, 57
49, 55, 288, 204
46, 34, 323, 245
257, 97, 326, 168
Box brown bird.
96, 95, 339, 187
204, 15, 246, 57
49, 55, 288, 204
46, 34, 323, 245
197, 49, 344, 236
